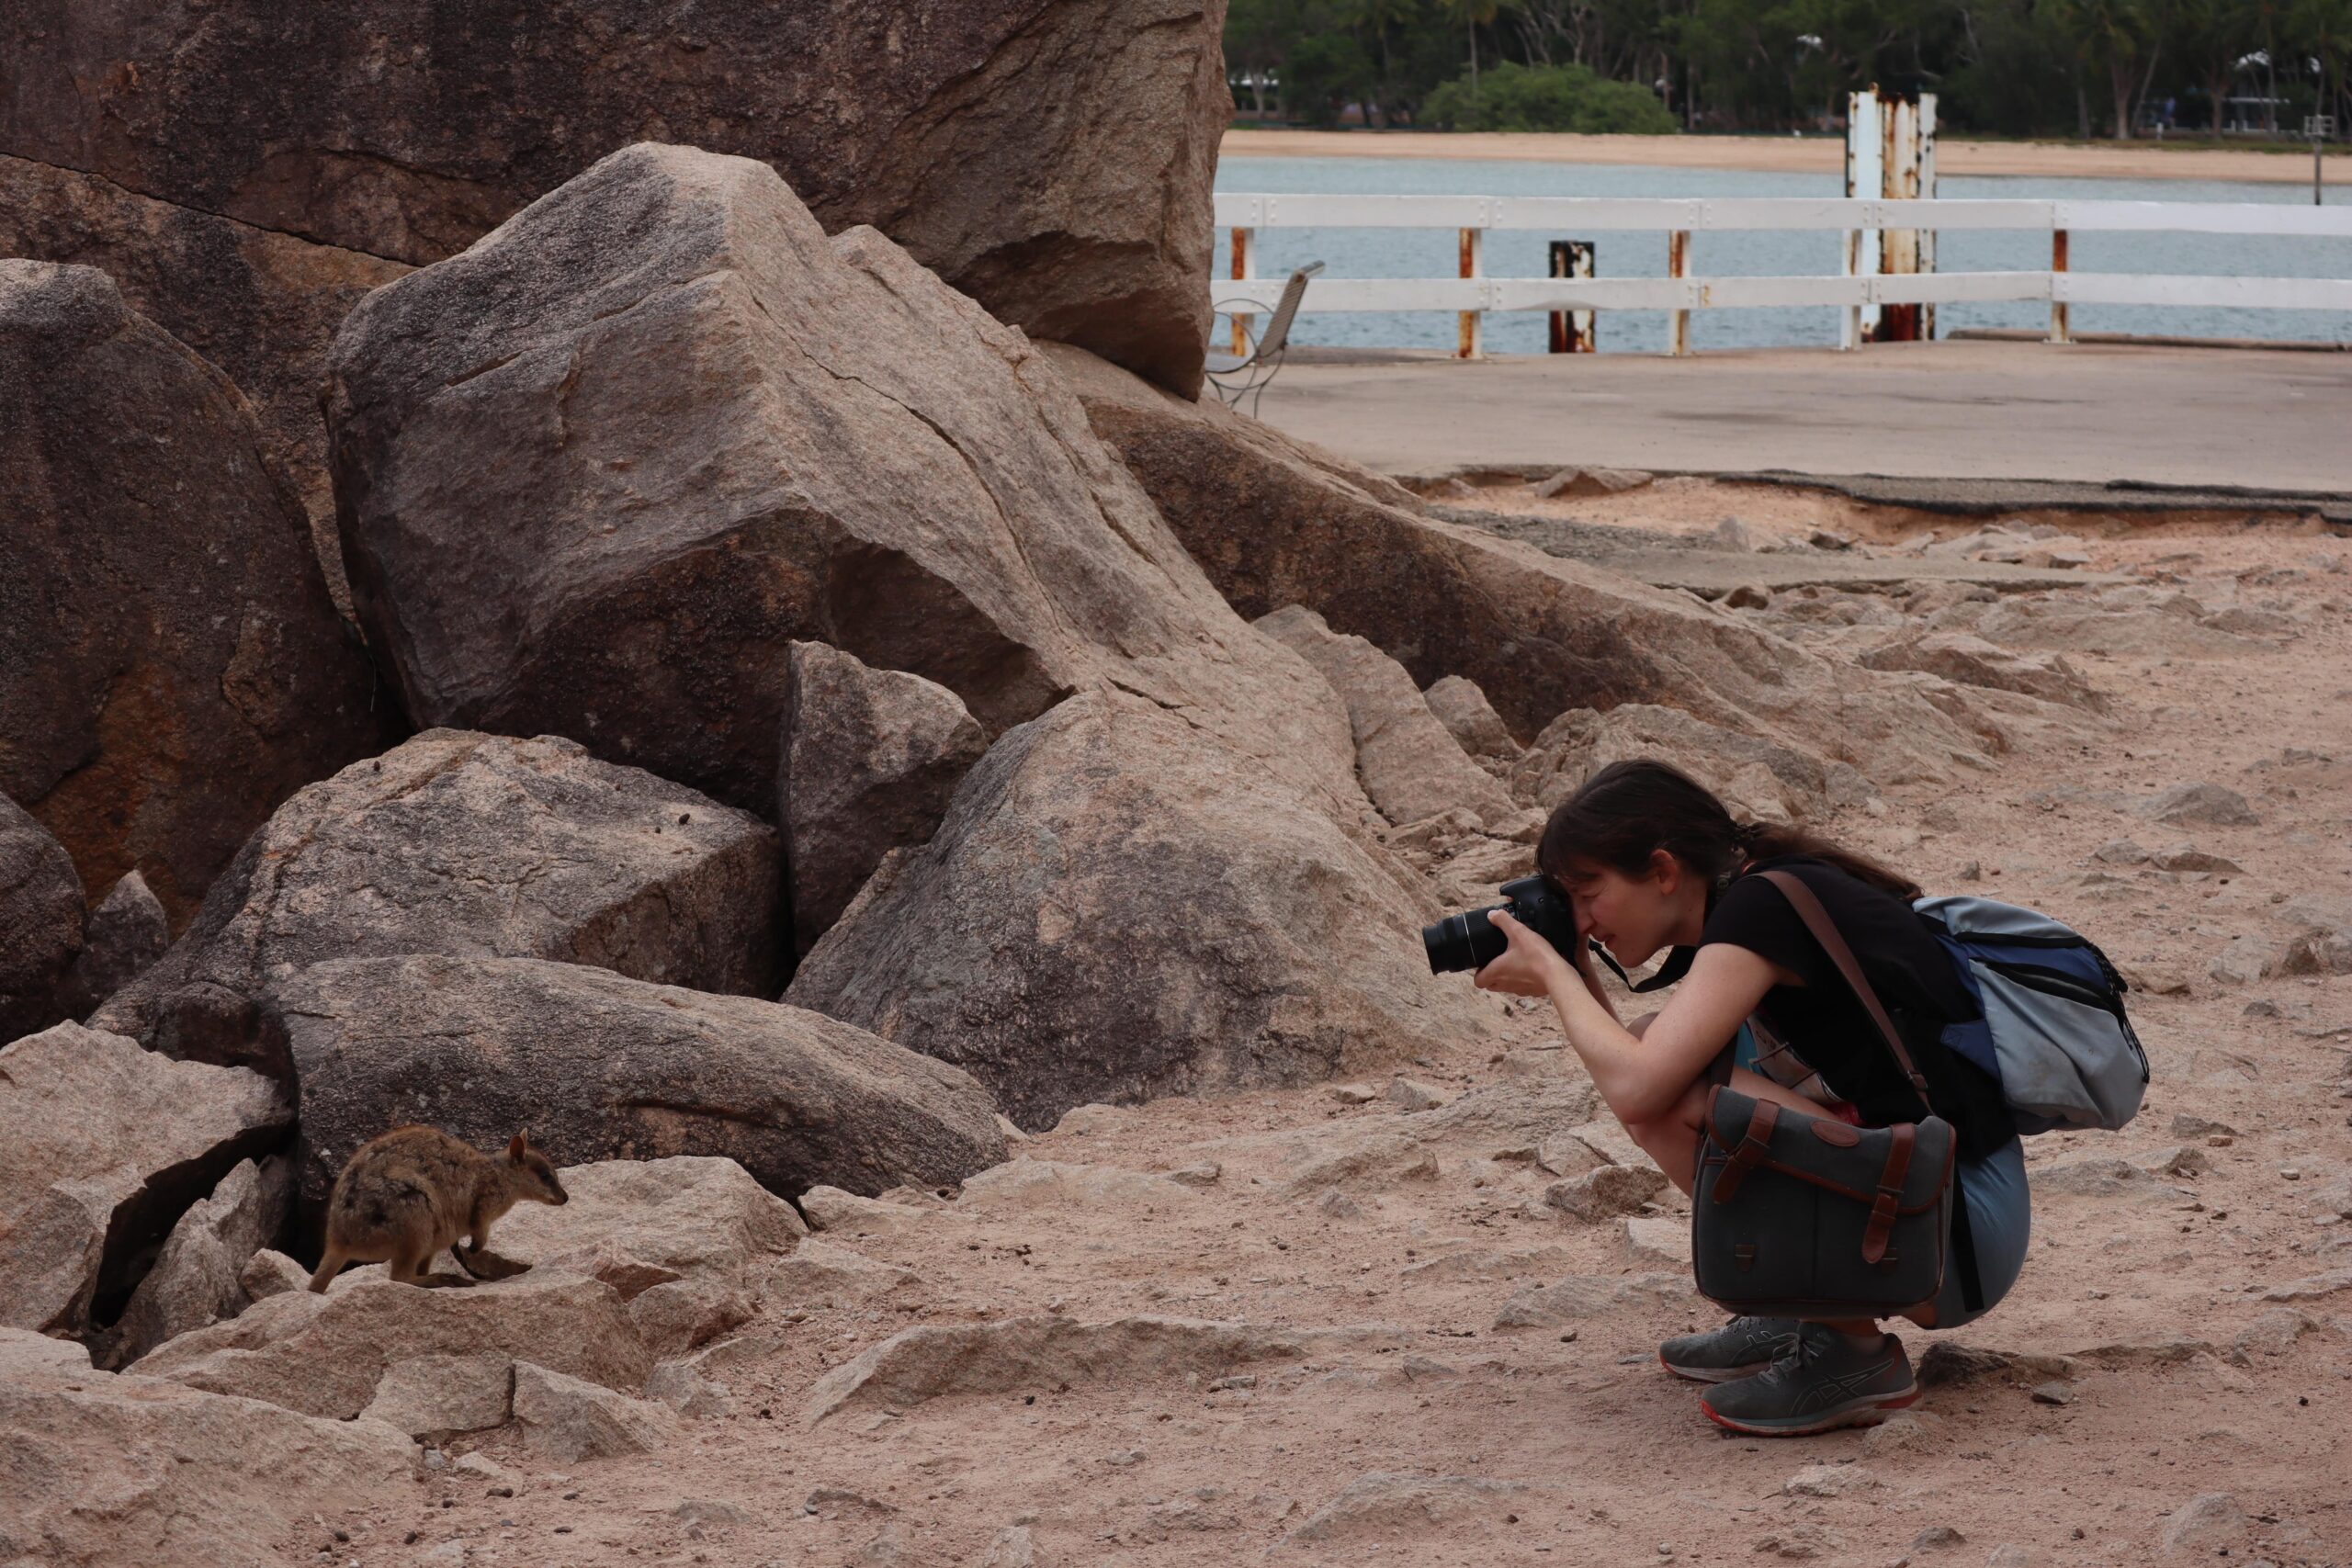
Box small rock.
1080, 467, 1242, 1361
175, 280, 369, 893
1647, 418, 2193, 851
1723, 584, 1770, 611
977, 1524, 1036, 1568
2028, 1381, 2075, 1405
1622, 1216, 1691, 1268
1317, 1190, 1365, 1220
2092, 840, 2149, 865
2132, 1145, 2210, 1179
1386, 1077, 1449, 1113
2229, 1307, 2317, 1360
1052, 1102, 1127, 1135
1706, 516, 1756, 552
1808, 529, 1855, 551
2150, 844, 2243, 874
1783, 1463, 1876, 1498
1164, 1163, 1222, 1189
1908, 1524, 1965, 1551
2158, 1493, 2246, 1555
1544, 1164, 1668, 1222
1861, 1411, 1939, 1454
2142, 782, 2258, 827
510, 1362, 681, 1462
1330, 1084, 1378, 1105
2207, 937, 2267, 986
2168, 1112, 2237, 1139
1533, 465, 1651, 500
2271, 927, 2352, 977
1985, 1546, 2032, 1568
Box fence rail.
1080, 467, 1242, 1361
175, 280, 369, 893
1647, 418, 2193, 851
1211, 193, 2352, 355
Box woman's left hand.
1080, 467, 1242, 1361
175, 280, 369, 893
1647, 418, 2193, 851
1474, 909, 1577, 998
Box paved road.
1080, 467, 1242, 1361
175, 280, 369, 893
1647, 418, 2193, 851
1253, 340, 2352, 497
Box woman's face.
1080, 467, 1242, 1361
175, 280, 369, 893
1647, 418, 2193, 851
1557, 854, 1683, 967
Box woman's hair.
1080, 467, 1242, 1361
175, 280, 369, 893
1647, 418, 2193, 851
1534, 757, 1920, 902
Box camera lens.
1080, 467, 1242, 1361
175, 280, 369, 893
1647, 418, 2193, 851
1420, 907, 1506, 975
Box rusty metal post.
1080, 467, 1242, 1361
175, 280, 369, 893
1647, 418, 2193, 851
1667, 229, 1690, 356
1547, 240, 1594, 353
1228, 226, 1256, 355
1457, 225, 1485, 359
2048, 228, 2071, 344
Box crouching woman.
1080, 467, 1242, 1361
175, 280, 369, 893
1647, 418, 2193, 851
1476, 760, 2030, 1437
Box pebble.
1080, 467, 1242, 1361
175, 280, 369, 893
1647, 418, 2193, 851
1329, 1084, 1377, 1105
2029, 1381, 2075, 1405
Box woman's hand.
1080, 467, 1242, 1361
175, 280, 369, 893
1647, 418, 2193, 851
1474, 908, 1578, 998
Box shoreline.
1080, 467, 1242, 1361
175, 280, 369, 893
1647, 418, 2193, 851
1224, 128, 2350, 185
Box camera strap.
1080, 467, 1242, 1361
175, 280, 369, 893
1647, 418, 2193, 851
1589, 942, 1697, 994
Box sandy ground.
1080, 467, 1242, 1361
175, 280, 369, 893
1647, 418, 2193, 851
1224, 129, 2351, 186
300, 496, 2350, 1568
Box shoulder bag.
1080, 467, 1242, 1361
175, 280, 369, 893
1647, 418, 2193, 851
1690, 870, 1957, 1317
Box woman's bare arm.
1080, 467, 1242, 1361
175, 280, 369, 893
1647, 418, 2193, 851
1477, 911, 1784, 1126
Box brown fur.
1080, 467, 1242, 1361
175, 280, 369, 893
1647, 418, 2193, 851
308, 1126, 568, 1292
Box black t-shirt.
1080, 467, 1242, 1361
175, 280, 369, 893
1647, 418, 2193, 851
1698, 854, 2012, 1160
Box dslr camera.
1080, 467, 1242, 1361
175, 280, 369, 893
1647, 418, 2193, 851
1421, 874, 1582, 975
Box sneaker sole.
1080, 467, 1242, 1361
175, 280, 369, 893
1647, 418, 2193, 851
1657, 1350, 1776, 1384
1699, 1383, 1921, 1438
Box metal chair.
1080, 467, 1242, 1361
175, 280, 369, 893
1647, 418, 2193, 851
1206, 260, 1323, 417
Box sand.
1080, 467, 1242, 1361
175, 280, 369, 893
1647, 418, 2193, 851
1225, 128, 2349, 186
300, 491, 2352, 1568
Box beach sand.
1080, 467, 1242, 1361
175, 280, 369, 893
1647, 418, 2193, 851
1225, 127, 2349, 185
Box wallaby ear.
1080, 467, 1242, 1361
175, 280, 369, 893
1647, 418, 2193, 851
508, 1131, 528, 1160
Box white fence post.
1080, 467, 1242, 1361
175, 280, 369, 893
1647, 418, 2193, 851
1457, 223, 1485, 359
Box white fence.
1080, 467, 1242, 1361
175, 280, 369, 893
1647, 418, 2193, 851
1212, 193, 2352, 355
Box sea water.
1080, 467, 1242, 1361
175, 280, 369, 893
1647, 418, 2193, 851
1216, 155, 2352, 354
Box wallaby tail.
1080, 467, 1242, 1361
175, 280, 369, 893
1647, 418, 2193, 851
307, 1247, 348, 1294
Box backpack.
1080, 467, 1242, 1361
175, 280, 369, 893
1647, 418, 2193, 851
1912, 896, 2149, 1135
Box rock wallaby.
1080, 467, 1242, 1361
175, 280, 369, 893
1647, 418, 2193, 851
309, 1126, 568, 1292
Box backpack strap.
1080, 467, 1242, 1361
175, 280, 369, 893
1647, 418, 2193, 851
1757, 869, 1933, 1107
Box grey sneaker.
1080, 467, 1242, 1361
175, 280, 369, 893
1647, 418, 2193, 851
1700, 1323, 1918, 1437
1657, 1316, 1803, 1383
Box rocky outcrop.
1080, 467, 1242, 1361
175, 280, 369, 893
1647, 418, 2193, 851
0, 154, 412, 592
788, 690, 1483, 1130
266, 953, 1006, 1224
58, 870, 171, 1019
97, 1156, 290, 1370
0, 262, 391, 924
0, 792, 83, 1038
1509, 705, 1834, 824
0, 1023, 288, 1337
1255, 606, 1523, 832
1, 0, 1225, 395
512, 1361, 683, 1461
92, 730, 780, 1077
782, 642, 987, 956
1859, 631, 2106, 713
1046, 341, 1994, 788
136, 1270, 650, 1419
1424, 675, 1523, 778
325, 144, 1358, 823
0, 1333, 420, 1568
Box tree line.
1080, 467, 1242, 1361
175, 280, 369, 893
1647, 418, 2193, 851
1227, 0, 2352, 139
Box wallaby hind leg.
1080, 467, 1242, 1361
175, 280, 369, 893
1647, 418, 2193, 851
307, 1246, 350, 1294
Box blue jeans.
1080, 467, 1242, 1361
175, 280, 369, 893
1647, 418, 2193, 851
1730, 1023, 2030, 1329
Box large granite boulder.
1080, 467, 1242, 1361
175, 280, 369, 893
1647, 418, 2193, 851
0, 1332, 420, 1568
1255, 605, 1522, 832
0, 1023, 288, 1337
265, 953, 1006, 1226
0, 262, 392, 924
0, 792, 83, 1038
58, 869, 171, 1019
1, 0, 1225, 396
787, 691, 1487, 1131
96, 1156, 290, 1371
92, 730, 781, 1078
1045, 342, 1996, 788
0, 155, 413, 601
325, 143, 1357, 823
782, 642, 987, 957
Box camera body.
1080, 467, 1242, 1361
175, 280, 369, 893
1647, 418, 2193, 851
1421, 874, 1582, 975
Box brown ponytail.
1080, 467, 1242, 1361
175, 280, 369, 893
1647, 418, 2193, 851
1534, 758, 1919, 902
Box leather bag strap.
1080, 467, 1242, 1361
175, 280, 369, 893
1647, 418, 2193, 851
1710, 1097, 1781, 1203
1860, 1122, 1916, 1263
1757, 869, 1933, 1105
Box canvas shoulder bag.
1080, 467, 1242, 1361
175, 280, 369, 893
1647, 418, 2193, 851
1690, 870, 1957, 1318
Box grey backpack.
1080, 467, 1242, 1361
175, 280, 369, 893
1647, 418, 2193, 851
1912, 896, 2149, 1134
